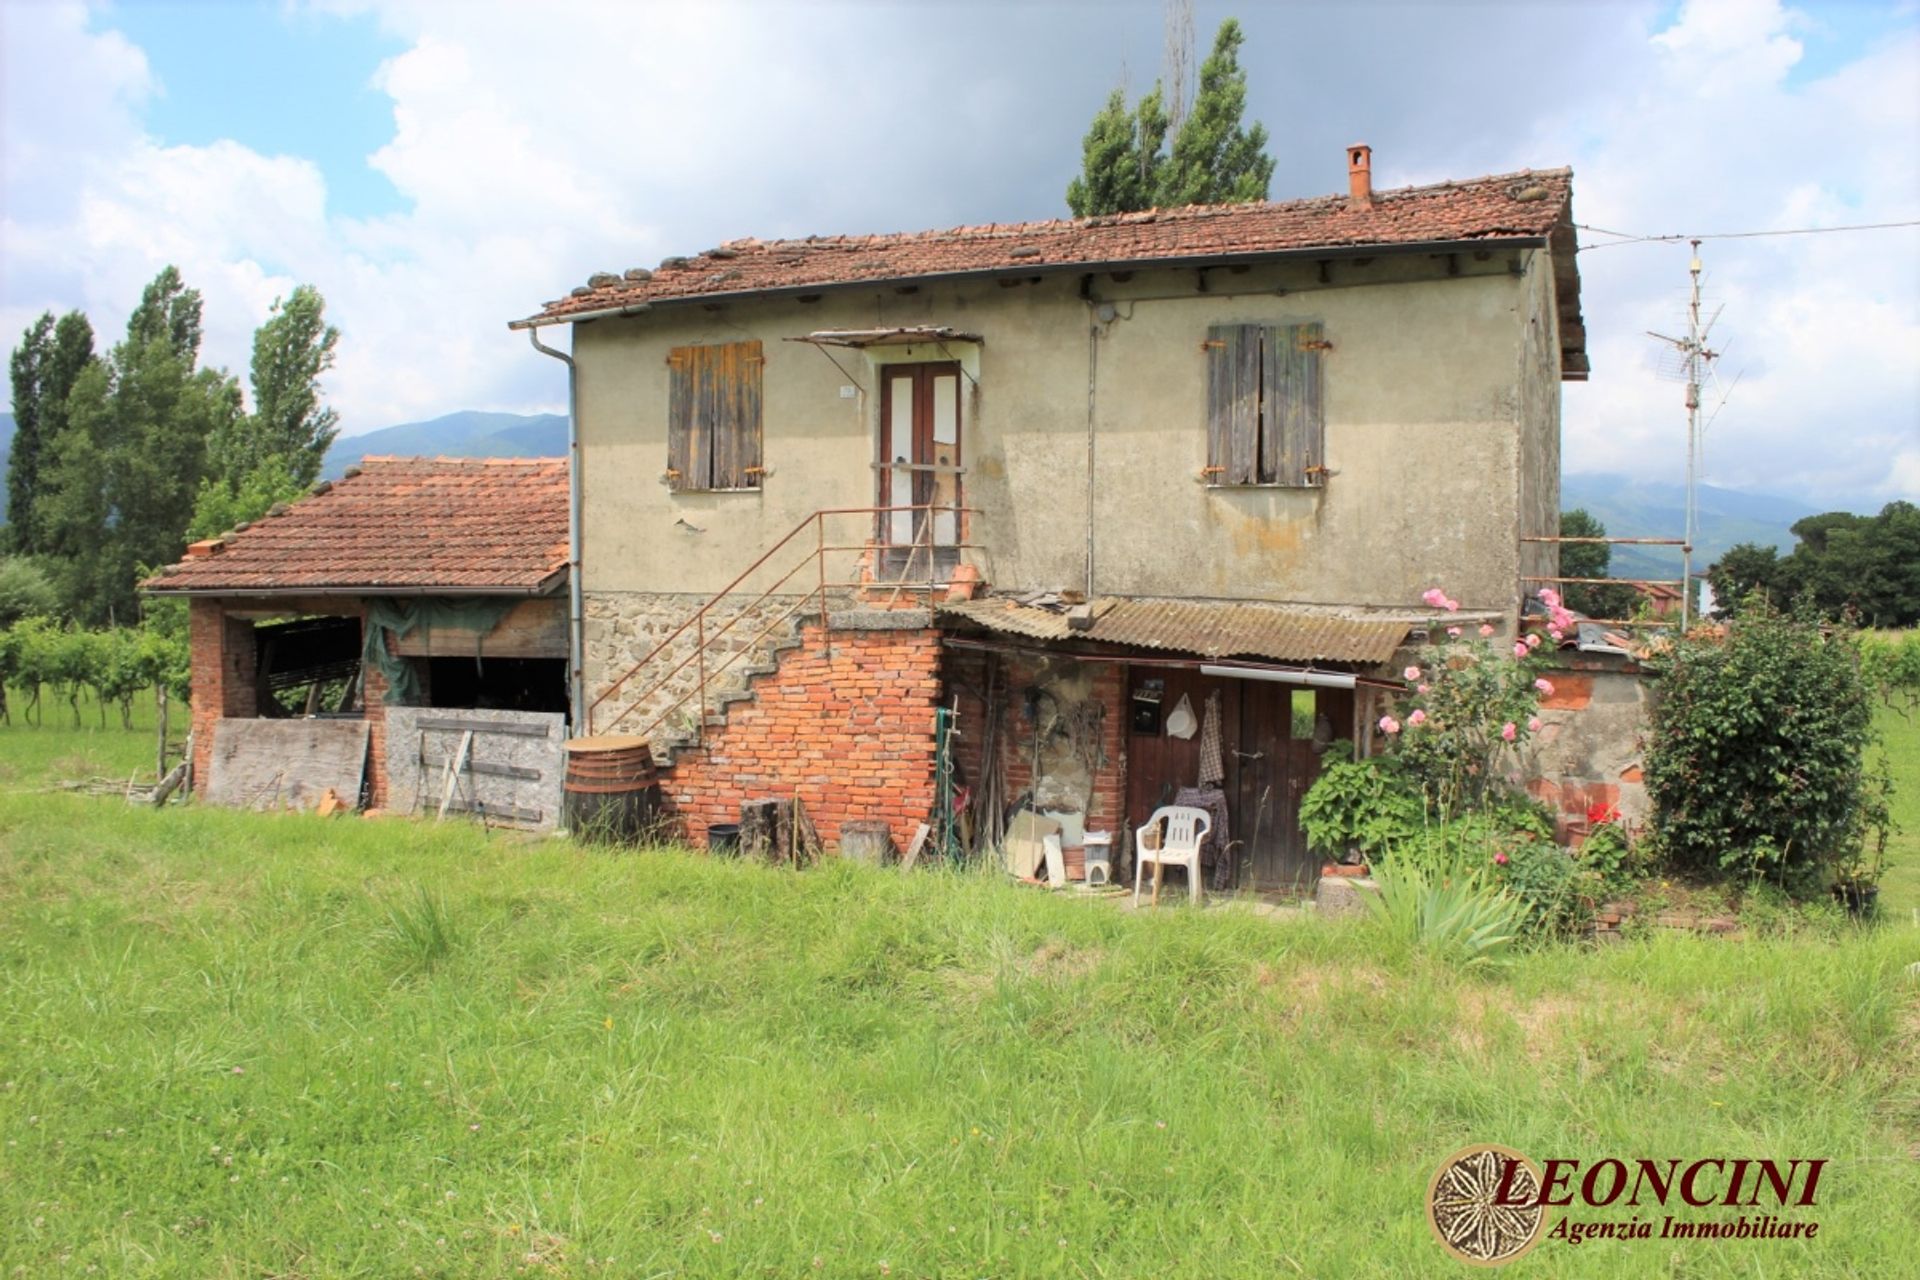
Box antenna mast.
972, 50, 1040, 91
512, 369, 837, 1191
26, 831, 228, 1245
1647, 240, 1717, 628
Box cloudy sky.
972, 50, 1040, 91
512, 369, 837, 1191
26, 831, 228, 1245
3, 0, 1916, 509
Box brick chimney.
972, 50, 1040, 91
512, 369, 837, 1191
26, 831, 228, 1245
1347, 144, 1373, 210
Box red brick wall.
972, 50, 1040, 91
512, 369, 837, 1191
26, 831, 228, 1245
661, 625, 942, 851
188, 599, 259, 791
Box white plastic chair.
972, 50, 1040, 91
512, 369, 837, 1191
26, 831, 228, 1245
1133, 805, 1212, 907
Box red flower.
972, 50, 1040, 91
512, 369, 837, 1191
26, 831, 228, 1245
1586, 802, 1620, 827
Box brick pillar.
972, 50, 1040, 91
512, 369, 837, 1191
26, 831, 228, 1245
188, 599, 257, 791
359, 606, 390, 810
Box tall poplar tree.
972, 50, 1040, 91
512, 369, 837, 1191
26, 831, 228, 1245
6, 310, 95, 552
1156, 19, 1274, 207
1064, 18, 1274, 216
39, 267, 240, 623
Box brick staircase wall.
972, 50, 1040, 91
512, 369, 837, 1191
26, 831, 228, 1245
658, 621, 942, 853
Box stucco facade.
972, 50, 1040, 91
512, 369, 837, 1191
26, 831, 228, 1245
570, 247, 1564, 645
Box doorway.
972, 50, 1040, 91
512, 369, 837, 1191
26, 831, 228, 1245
1125, 668, 1352, 892
877, 361, 962, 578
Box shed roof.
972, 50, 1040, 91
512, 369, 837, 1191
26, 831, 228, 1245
938, 596, 1410, 667
142, 456, 570, 597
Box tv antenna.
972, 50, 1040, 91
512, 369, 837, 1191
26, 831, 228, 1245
1645, 239, 1718, 625
1164, 0, 1195, 137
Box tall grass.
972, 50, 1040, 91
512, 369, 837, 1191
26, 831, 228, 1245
0, 792, 1915, 1277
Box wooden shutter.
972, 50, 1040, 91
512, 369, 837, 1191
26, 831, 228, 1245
1264, 322, 1326, 487
666, 346, 698, 491
666, 341, 763, 491
1205, 324, 1262, 485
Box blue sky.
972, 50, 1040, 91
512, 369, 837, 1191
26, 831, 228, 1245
2, 0, 1916, 507
101, 0, 405, 219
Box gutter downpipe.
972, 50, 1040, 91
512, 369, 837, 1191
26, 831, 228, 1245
527, 327, 586, 731
1081, 284, 1099, 602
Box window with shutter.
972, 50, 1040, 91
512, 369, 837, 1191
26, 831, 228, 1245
666, 340, 764, 491
1204, 323, 1325, 487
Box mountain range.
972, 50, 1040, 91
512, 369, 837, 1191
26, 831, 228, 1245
0, 409, 1870, 577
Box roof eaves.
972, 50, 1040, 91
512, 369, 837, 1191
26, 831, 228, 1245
507, 233, 1553, 330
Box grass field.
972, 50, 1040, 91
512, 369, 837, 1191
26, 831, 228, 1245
3, 702, 1919, 1277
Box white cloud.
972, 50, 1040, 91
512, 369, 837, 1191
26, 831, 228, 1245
2, 0, 1915, 511
1552, 0, 1920, 507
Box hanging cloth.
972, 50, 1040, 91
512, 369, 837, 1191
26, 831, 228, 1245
1197, 689, 1225, 788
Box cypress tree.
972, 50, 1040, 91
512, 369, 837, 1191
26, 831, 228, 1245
1157, 19, 1274, 207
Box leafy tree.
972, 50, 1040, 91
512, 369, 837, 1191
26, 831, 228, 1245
7, 310, 96, 553
36, 267, 242, 624
1558, 508, 1638, 620
1643, 601, 1881, 894
0, 556, 57, 625
1156, 19, 1274, 207
1064, 19, 1272, 215
187, 454, 304, 541
238, 285, 340, 487
1707, 542, 1782, 617
1065, 86, 1169, 217
1781, 503, 1920, 628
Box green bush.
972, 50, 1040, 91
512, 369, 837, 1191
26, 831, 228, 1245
0, 555, 58, 625
1297, 752, 1421, 864
1643, 602, 1883, 895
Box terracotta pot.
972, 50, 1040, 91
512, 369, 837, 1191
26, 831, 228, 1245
1321, 862, 1371, 878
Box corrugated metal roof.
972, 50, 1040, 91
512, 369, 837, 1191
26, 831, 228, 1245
938, 597, 1408, 666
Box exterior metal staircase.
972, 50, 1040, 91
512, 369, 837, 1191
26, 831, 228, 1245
584, 504, 975, 764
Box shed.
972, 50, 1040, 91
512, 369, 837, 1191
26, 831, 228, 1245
142, 456, 572, 822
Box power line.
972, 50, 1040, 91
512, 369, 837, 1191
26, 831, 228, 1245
1576, 219, 1920, 251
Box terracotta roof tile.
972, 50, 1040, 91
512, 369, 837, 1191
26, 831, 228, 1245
517, 168, 1574, 327
142, 456, 569, 596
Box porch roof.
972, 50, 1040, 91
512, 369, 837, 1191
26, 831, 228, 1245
937, 596, 1409, 667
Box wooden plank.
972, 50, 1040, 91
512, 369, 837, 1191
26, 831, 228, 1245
1260, 325, 1284, 484
439, 798, 544, 823
1204, 324, 1231, 481
1274, 322, 1326, 487
712, 342, 737, 490
666, 346, 693, 491
437, 730, 473, 821
1228, 325, 1260, 484
205, 719, 368, 812
690, 343, 715, 491
420, 755, 543, 782
387, 598, 567, 660
901, 822, 931, 872
415, 716, 554, 737
737, 339, 763, 488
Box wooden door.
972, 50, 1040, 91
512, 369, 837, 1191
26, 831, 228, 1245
878, 362, 962, 555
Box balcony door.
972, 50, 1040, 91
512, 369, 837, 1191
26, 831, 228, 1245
878, 362, 962, 574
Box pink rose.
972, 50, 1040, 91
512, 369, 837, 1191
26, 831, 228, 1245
1416, 683, 1429, 694
1549, 628, 1563, 642
1527, 716, 1542, 732
1378, 715, 1401, 735
1513, 643, 1529, 659
1479, 624, 1495, 638
1500, 722, 1517, 742
1538, 588, 1561, 609
1525, 634, 1542, 650
1446, 626, 1461, 638
1403, 665, 1422, 681
1422, 587, 1447, 607
1444, 597, 1460, 613
1407, 709, 1427, 726
1534, 678, 1554, 695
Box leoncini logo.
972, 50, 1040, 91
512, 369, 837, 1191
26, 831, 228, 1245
1426, 1144, 1828, 1265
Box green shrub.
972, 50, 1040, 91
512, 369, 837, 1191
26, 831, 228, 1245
0, 555, 57, 625
1643, 602, 1883, 895
1298, 751, 1421, 864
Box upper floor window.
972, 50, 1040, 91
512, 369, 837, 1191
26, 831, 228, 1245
1204, 322, 1326, 487
666, 340, 763, 491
